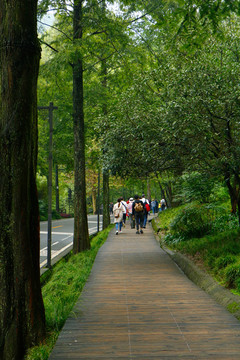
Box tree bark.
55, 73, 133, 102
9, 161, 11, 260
73, 0, 90, 252
147, 178, 151, 200
101, 4, 110, 229
225, 173, 238, 214
102, 169, 110, 229
0, 1, 45, 359
165, 182, 172, 208
92, 188, 97, 214
155, 173, 168, 207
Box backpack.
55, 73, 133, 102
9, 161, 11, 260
145, 203, 150, 212
134, 202, 143, 212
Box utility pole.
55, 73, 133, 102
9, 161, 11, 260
38, 102, 58, 268
97, 169, 100, 233
55, 164, 59, 213
68, 188, 72, 214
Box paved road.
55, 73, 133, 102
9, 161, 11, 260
40, 215, 104, 269
49, 224, 240, 359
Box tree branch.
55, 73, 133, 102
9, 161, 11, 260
40, 39, 58, 53
38, 20, 72, 41
127, 3, 163, 25
83, 51, 116, 72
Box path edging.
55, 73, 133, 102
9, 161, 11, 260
154, 232, 240, 320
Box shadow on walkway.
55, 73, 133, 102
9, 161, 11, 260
49, 220, 240, 359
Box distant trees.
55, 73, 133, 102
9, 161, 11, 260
37, 1, 240, 224
37, 1, 240, 222
101, 11, 240, 219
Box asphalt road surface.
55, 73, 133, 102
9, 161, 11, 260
40, 215, 103, 269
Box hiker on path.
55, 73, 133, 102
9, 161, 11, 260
160, 198, 166, 211
127, 197, 135, 229
120, 196, 128, 226
113, 198, 125, 235
132, 194, 145, 234
151, 199, 156, 215
141, 194, 150, 228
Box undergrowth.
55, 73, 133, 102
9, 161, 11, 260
153, 204, 240, 293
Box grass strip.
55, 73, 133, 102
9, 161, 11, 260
25, 225, 114, 360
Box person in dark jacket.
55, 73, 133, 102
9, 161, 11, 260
132, 194, 145, 234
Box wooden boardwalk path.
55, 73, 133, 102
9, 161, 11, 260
49, 221, 240, 359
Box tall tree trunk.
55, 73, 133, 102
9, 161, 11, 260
225, 173, 238, 214
73, 0, 90, 252
101, 2, 110, 229
0, 1, 45, 359
165, 182, 172, 208
237, 197, 240, 226
155, 173, 168, 207
92, 188, 97, 214
102, 169, 110, 229
147, 178, 151, 200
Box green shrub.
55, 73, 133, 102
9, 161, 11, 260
52, 209, 61, 220
209, 184, 230, 203
167, 203, 238, 242
215, 255, 237, 270
178, 172, 216, 203
236, 279, 240, 293
39, 200, 48, 221
164, 233, 185, 245
227, 302, 240, 313
39, 202, 62, 221
211, 213, 238, 233
225, 263, 240, 288
169, 205, 212, 239
155, 205, 186, 230
206, 254, 216, 268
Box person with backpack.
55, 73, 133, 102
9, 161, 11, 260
132, 194, 145, 234
113, 198, 125, 235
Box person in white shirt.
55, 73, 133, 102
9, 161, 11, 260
141, 194, 150, 228
160, 198, 166, 211
120, 196, 128, 226
113, 198, 125, 235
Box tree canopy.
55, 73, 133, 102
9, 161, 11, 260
36, 0, 240, 217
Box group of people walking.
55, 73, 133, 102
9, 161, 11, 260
113, 195, 166, 235
150, 198, 166, 214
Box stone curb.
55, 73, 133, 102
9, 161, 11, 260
154, 232, 240, 321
